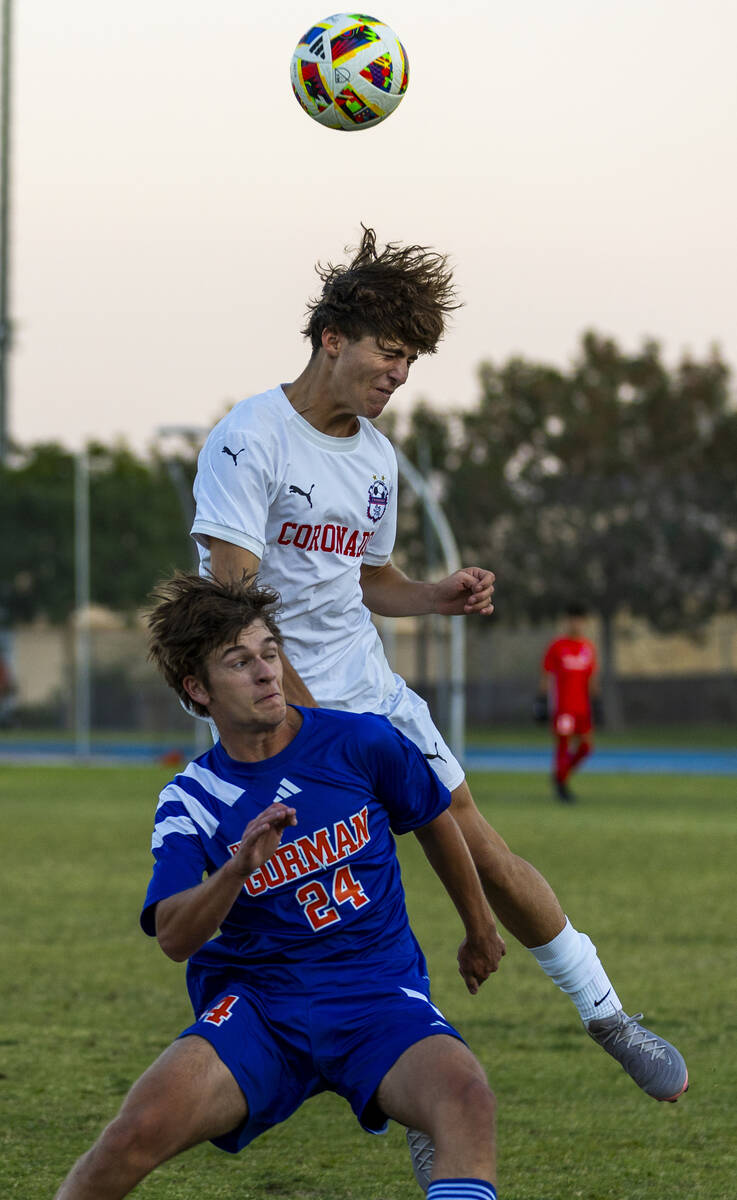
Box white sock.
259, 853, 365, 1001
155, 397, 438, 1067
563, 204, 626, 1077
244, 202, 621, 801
529, 917, 622, 1023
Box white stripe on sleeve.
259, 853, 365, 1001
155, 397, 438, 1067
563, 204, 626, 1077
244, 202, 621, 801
157, 783, 220, 839
183, 761, 244, 806
152, 813, 198, 850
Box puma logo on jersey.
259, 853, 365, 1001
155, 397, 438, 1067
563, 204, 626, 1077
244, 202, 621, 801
289, 482, 315, 507
424, 743, 447, 764
222, 445, 246, 466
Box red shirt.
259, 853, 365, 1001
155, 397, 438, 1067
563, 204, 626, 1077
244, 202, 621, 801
543, 637, 596, 716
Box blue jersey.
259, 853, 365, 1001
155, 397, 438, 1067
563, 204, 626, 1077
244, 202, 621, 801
140, 707, 450, 1005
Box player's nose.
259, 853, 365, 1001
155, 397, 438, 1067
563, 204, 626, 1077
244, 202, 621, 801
387, 358, 410, 385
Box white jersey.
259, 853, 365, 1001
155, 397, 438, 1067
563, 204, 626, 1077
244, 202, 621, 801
192, 385, 399, 709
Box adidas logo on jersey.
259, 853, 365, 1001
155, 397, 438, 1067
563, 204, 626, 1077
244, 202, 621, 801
274, 777, 301, 804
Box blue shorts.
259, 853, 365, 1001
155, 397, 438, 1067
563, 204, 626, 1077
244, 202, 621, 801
178, 975, 464, 1154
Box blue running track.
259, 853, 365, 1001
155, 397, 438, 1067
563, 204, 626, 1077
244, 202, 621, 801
464, 747, 737, 776
1, 739, 736, 774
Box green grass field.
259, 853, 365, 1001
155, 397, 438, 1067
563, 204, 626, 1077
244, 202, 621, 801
1, 765, 734, 1199
2, 721, 735, 750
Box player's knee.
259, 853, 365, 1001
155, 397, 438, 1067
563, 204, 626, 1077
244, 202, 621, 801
98, 1104, 171, 1172
442, 1066, 496, 1135
460, 1073, 496, 1131
430, 1071, 496, 1168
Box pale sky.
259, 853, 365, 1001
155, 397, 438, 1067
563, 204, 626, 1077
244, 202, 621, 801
10, 0, 737, 452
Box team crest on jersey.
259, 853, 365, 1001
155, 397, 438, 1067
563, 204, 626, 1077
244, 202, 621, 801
367, 475, 389, 523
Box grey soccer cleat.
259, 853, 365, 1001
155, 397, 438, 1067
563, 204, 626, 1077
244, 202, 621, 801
587, 1010, 688, 1101
406, 1126, 434, 1193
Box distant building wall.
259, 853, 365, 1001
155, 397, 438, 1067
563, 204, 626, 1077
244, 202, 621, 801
9, 610, 737, 729
13, 621, 68, 706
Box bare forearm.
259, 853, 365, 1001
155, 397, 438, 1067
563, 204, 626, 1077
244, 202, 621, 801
360, 563, 436, 617
209, 537, 260, 585
414, 812, 494, 937
155, 805, 298, 962
155, 858, 247, 962
361, 562, 495, 618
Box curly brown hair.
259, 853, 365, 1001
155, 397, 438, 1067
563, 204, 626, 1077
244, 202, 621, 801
302, 225, 460, 355
147, 572, 283, 717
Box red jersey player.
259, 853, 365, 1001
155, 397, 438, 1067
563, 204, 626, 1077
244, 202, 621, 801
536, 604, 601, 802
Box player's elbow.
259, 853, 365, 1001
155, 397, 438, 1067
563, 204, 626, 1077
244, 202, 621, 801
157, 937, 190, 963
154, 906, 193, 962
155, 926, 189, 961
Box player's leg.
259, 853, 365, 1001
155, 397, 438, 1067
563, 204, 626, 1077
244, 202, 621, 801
567, 714, 593, 778
449, 778, 566, 946
451, 776, 627, 1008
54, 1035, 247, 1200
376, 1034, 496, 1199
449, 778, 687, 1100
567, 734, 592, 774
379, 681, 687, 1101
553, 732, 575, 799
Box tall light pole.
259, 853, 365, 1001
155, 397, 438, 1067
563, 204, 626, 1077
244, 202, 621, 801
394, 447, 466, 766
156, 425, 210, 753
155, 425, 206, 568
0, 0, 12, 462
74, 450, 91, 757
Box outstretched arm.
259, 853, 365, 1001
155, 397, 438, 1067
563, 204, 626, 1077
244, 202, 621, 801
155, 803, 297, 961
208, 537, 316, 706
360, 561, 495, 618
413, 811, 506, 993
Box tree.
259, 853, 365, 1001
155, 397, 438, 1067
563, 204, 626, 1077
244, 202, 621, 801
0, 441, 195, 624
87, 443, 194, 613
0, 443, 76, 623
398, 334, 737, 719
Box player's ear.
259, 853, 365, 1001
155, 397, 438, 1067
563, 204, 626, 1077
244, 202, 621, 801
321, 326, 343, 358
183, 675, 211, 709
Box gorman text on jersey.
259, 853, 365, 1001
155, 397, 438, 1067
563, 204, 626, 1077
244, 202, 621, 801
229, 806, 371, 897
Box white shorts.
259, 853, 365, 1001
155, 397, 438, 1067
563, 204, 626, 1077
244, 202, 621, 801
333, 673, 466, 794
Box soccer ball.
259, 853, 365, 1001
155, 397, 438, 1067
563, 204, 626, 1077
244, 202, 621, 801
290, 13, 409, 131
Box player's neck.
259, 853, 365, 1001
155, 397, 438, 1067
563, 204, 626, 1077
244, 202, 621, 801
284, 361, 360, 438
217, 705, 303, 763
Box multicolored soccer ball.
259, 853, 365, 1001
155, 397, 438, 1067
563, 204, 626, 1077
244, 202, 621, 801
290, 13, 409, 131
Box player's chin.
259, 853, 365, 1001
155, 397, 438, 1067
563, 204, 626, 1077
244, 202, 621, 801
367, 390, 392, 415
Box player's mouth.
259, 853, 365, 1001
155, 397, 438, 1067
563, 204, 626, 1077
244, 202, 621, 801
372, 386, 394, 403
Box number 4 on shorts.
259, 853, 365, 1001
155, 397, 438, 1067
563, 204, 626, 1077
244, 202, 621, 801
201, 995, 239, 1026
